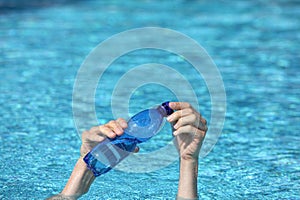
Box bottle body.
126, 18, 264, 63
83, 135, 137, 176
83, 102, 173, 177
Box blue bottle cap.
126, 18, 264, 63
162, 101, 174, 116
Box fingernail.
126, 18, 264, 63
173, 123, 179, 129
173, 130, 178, 136
117, 127, 123, 132
109, 132, 116, 138
167, 116, 172, 121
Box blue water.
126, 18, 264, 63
0, 0, 299, 199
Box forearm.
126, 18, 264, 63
177, 159, 198, 200
61, 157, 95, 197
47, 157, 95, 199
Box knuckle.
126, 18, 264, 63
204, 125, 208, 132
101, 126, 109, 132
191, 114, 197, 122
108, 120, 116, 126
118, 118, 127, 126
118, 118, 126, 122
82, 130, 89, 137
186, 108, 193, 113
98, 124, 104, 129
116, 118, 122, 122
187, 103, 192, 108
90, 126, 98, 132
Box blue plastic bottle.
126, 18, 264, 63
83, 102, 174, 177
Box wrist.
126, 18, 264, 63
180, 158, 198, 177
180, 157, 198, 164
178, 157, 198, 199
180, 157, 199, 170
77, 157, 94, 175
61, 158, 95, 197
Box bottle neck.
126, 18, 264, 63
157, 105, 168, 117
161, 101, 174, 116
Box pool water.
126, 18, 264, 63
0, 0, 299, 199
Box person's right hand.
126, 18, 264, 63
80, 118, 139, 157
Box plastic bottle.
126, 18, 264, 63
83, 102, 174, 177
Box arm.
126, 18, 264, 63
47, 158, 95, 200
177, 159, 198, 199
47, 118, 138, 199
167, 102, 207, 200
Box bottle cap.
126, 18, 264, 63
161, 101, 174, 116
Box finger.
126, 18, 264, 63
167, 107, 199, 123
106, 120, 124, 136
116, 118, 128, 129
88, 134, 107, 143
85, 126, 111, 140
173, 125, 206, 138
169, 102, 192, 110
88, 126, 103, 135
98, 125, 117, 138
174, 114, 207, 131
200, 117, 207, 125
199, 116, 208, 132
173, 114, 198, 130
82, 129, 111, 142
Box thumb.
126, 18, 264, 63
133, 146, 140, 153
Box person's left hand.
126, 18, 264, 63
167, 102, 207, 161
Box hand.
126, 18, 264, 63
80, 118, 139, 157
167, 102, 207, 161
